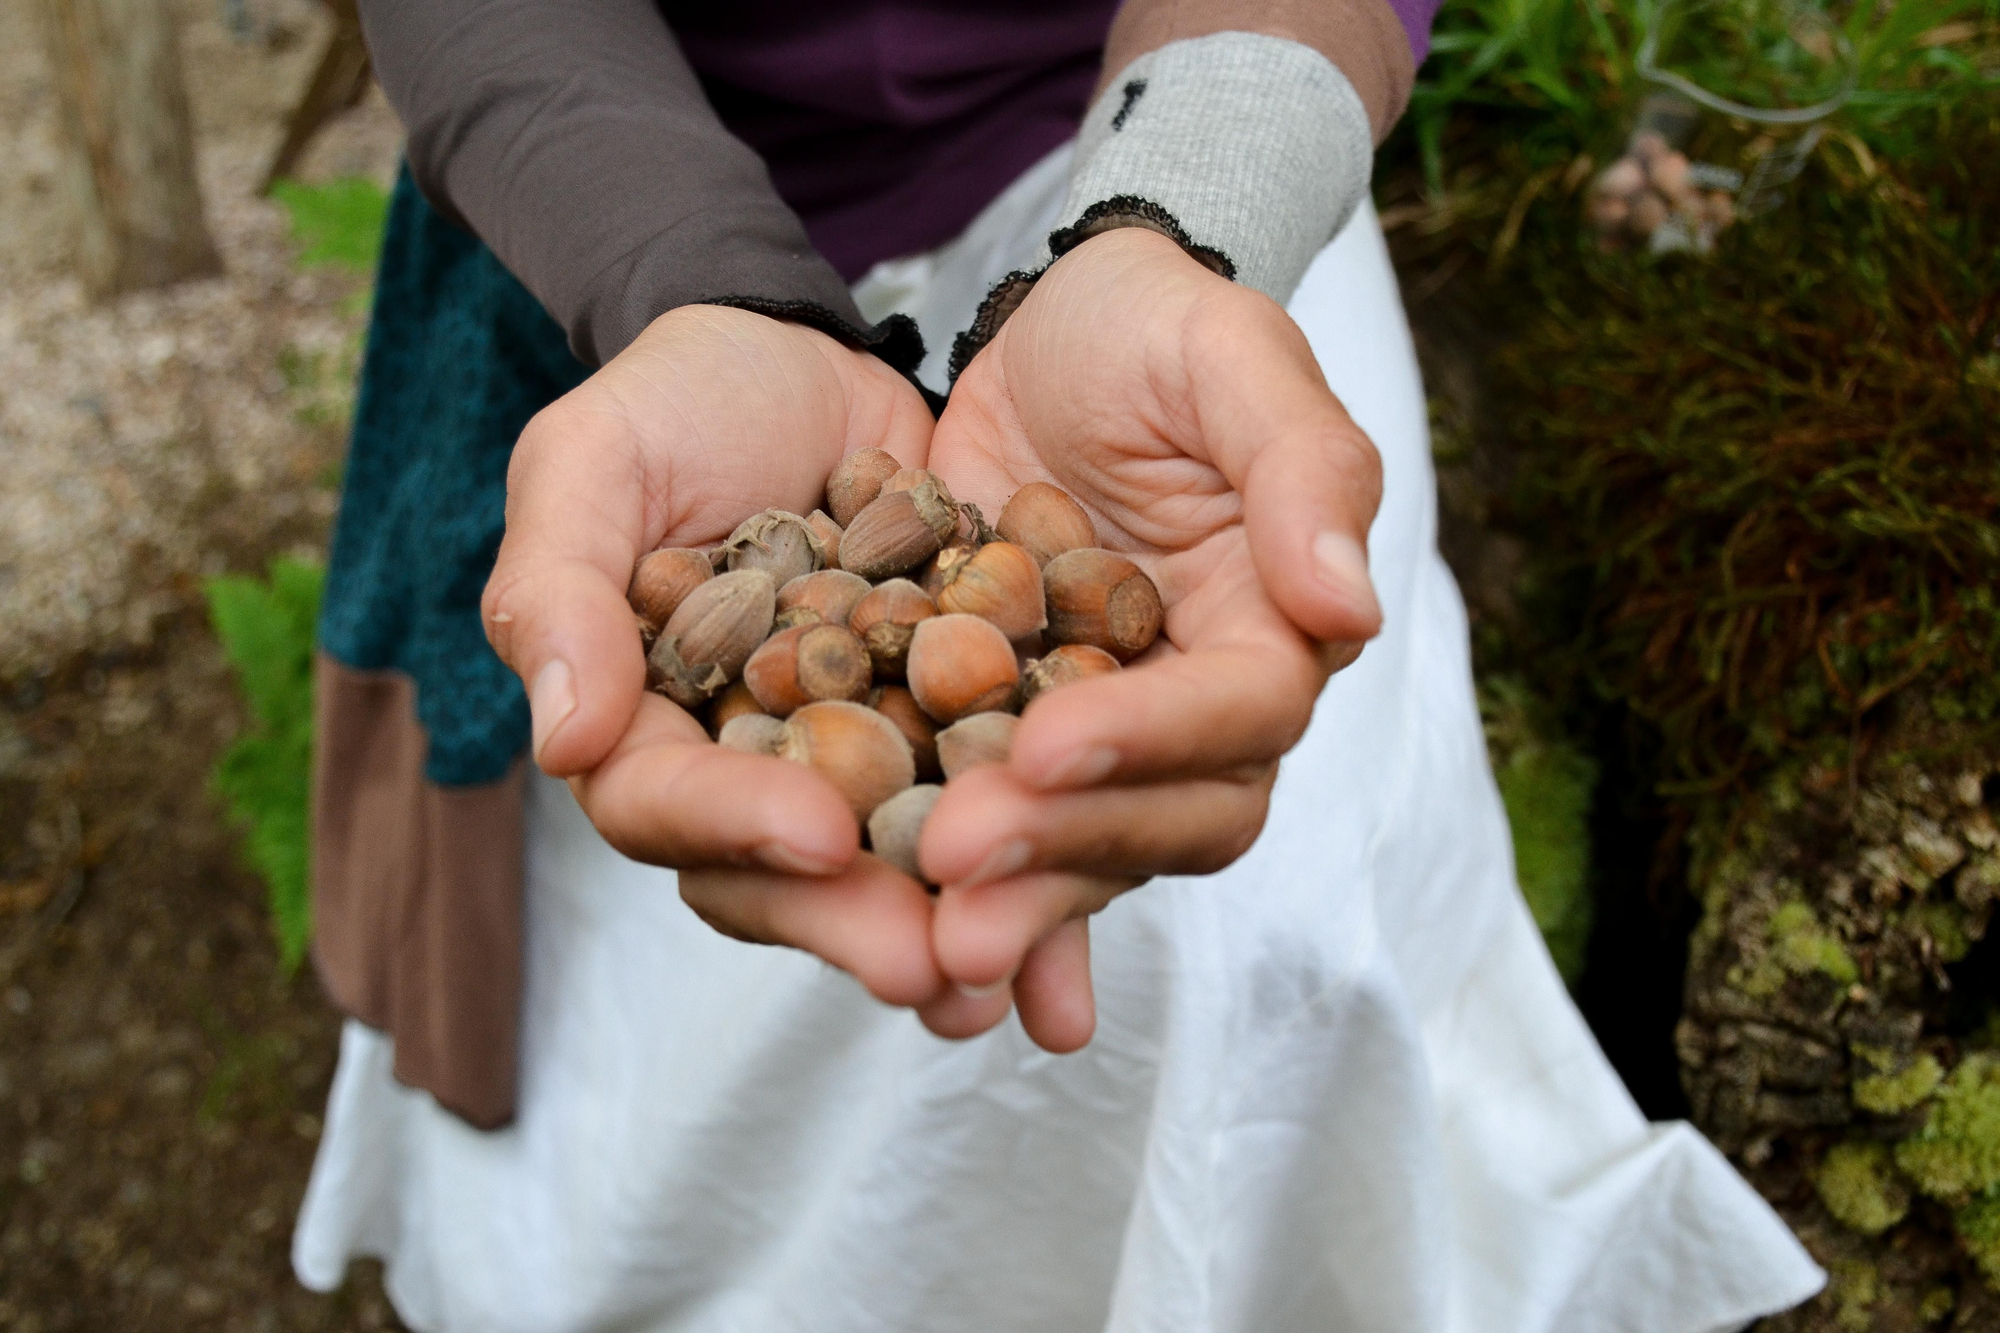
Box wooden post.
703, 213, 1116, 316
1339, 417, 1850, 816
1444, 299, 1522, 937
34, 0, 223, 298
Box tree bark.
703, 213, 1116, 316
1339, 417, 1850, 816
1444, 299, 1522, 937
35, 0, 222, 298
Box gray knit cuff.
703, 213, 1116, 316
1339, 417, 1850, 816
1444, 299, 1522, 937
947, 33, 1373, 382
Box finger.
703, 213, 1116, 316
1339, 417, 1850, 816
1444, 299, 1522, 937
678, 855, 944, 1008
574, 693, 860, 874
930, 863, 1136, 988
1014, 919, 1095, 1053
914, 979, 1017, 1042
483, 405, 652, 776
1011, 616, 1320, 792
1184, 297, 1385, 644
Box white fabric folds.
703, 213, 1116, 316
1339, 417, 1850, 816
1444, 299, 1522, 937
1052, 33, 1375, 305
293, 148, 1824, 1333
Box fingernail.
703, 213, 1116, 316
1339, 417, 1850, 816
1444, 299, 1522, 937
961, 838, 1032, 887
1035, 746, 1117, 791
956, 972, 1016, 999
1312, 531, 1381, 624
529, 659, 577, 765
756, 841, 845, 876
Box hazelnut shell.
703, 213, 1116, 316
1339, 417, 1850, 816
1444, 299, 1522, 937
867, 783, 942, 883
718, 712, 787, 756
936, 711, 1019, 779
996, 483, 1097, 568
724, 509, 827, 586
1042, 549, 1163, 662
847, 578, 936, 679
628, 547, 714, 634
649, 569, 776, 706
906, 614, 1021, 724
826, 448, 903, 526
869, 683, 941, 781
935, 541, 1046, 640
744, 623, 873, 716
1021, 643, 1121, 703
779, 700, 916, 820
838, 480, 959, 579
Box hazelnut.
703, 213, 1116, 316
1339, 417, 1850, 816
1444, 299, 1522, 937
918, 540, 977, 600
826, 447, 903, 526
996, 483, 1097, 568
848, 578, 937, 679
1630, 129, 1669, 163
648, 569, 776, 707
868, 683, 941, 781
718, 712, 787, 756
706, 679, 766, 735
935, 540, 1046, 640
805, 509, 845, 566
779, 700, 916, 820
906, 614, 1020, 723
937, 711, 1018, 779
1587, 191, 1630, 232
776, 568, 871, 632
723, 509, 827, 586
838, 479, 959, 579
1706, 189, 1736, 230
1042, 549, 1163, 662
882, 467, 931, 495
1021, 643, 1121, 702
628, 548, 713, 635
867, 783, 942, 882
744, 623, 873, 716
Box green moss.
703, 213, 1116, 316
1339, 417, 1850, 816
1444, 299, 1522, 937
1855, 1053, 1946, 1115
1958, 1192, 2000, 1285
269, 177, 390, 272
1918, 1285, 1956, 1323
1828, 1257, 1886, 1332
1818, 1141, 1913, 1235
1905, 901, 1973, 964
1480, 676, 1596, 983
1896, 1055, 2000, 1203
1770, 900, 1860, 986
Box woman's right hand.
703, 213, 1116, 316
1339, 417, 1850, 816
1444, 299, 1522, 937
480, 305, 962, 1014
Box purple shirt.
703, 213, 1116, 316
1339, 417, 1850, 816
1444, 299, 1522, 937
667, 0, 1439, 281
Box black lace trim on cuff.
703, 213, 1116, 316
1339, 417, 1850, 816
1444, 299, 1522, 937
701, 296, 927, 376
945, 196, 1236, 385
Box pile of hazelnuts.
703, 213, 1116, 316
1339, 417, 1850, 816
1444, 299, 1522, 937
1586, 130, 1737, 251
625, 448, 1163, 882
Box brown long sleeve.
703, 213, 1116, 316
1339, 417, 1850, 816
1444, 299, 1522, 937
354, 0, 918, 369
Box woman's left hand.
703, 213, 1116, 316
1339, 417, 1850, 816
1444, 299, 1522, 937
919, 226, 1385, 1051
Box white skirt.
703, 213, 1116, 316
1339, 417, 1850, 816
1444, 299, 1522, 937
293, 146, 1824, 1333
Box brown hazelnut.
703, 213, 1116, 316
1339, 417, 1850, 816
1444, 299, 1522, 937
935, 540, 1046, 640
996, 483, 1097, 568
868, 683, 941, 781
1587, 191, 1630, 232
838, 479, 959, 579
776, 568, 871, 632
744, 623, 873, 716
706, 679, 767, 735
882, 467, 931, 495
779, 700, 916, 820
826, 448, 903, 526
723, 509, 827, 586
916, 541, 975, 601
805, 509, 845, 567
1647, 149, 1692, 203
867, 783, 942, 882
1594, 156, 1645, 199
648, 568, 777, 707
628, 548, 713, 635
848, 578, 936, 678
906, 614, 1020, 723
718, 712, 787, 756
936, 711, 1019, 779
1021, 643, 1121, 703
1042, 549, 1163, 662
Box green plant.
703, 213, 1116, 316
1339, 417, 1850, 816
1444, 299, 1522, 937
1481, 675, 1598, 980
269, 176, 391, 272
205, 559, 323, 972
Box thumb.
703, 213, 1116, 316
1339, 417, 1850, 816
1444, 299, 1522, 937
1190, 303, 1384, 644
482, 406, 651, 776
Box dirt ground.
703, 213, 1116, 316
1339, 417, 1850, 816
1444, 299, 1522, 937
2, 1, 405, 1327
